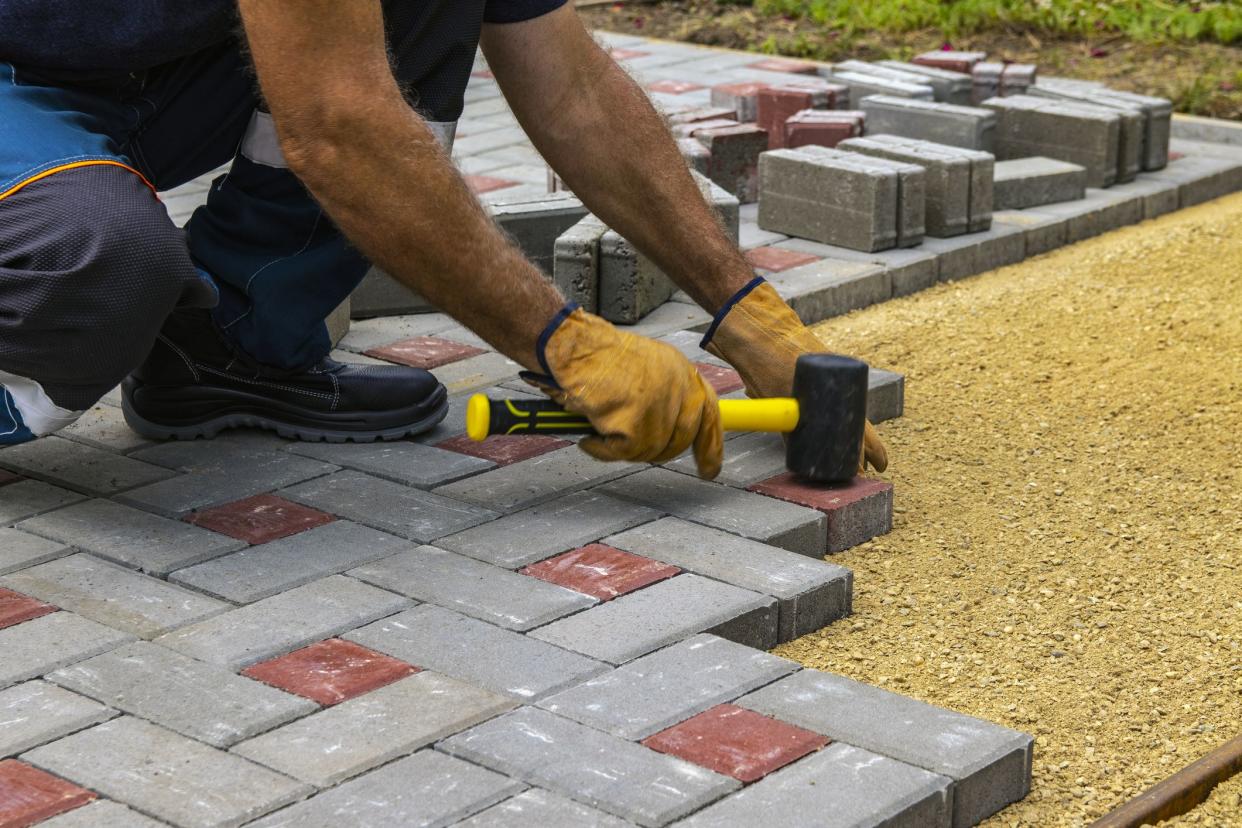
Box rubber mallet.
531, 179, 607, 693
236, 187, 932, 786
465, 353, 868, 483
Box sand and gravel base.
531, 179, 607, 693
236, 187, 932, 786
788, 193, 1242, 826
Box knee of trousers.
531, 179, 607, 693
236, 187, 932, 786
0, 165, 209, 415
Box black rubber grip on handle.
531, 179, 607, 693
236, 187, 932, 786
488, 398, 596, 436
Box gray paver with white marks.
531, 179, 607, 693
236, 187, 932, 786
22, 716, 311, 828
0, 612, 135, 690
48, 641, 316, 748
346, 604, 607, 700
598, 468, 827, 557
170, 520, 415, 603
18, 498, 245, 576
678, 743, 953, 828
155, 575, 410, 669
349, 545, 595, 631
0, 480, 85, 525
668, 431, 787, 489
250, 750, 524, 828
440, 706, 739, 827
282, 470, 499, 542
233, 671, 515, 787
0, 436, 174, 495
436, 490, 661, 569
605, 518, 853, 641
2, 554, 228, 639
529, 574, 778, 664
434, 446, 640, 513
739, 670, 1033, 827
457, 788, 634, 828
34, 800, 169, 828
0, 528, 70, 575
58, 404, 152, 454
287, 440, 494, 488
116, 450, 335, 517
0, 680, 114, 757
538, 634, 798, 740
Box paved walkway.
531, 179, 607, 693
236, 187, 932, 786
26, 30, 1242, 828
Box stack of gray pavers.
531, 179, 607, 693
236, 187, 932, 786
860, 95, 999, 152
1024, 80, 1173, 171
820, 66, 935, 109
552, 171, 739, 324
982, 95, 1135, 187
758, 145, 926, 251
838, 135, 993, 236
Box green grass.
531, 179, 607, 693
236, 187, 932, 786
735, 0, 1242, 45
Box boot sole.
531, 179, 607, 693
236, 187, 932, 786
121, 381, 449, 443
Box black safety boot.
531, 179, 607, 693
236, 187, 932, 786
122, 310, 448, 442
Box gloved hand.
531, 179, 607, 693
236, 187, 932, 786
525, 305, 723, 479
701, 278, 888, 473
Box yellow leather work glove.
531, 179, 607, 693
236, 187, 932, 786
702, 278, 888, 473
526, 305, 723, 479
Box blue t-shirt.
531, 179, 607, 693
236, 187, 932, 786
0, 0, 565, 72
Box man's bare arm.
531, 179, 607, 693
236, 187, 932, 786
480, 6, 754, 313
235, 0, 563, 369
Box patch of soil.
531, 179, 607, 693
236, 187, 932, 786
580, 1, 1242, 120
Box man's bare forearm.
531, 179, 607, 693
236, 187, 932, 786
482, 11, 754, 313
237, 0, 563, 371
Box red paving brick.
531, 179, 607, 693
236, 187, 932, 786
749, 473, 894, 553
610, 48, 649, 61
463, 175, 520, 194
694, 363, 745, 396
364, 336, 488, 370
642, 704, 828, 782
0, 589, 56, 631
747, 58, 820, 75
435, 433, 570, 467
470, 69, 494, 79
521, 544, 680, 602
744, 246, 822, 273
784, 110, 865, 150
0, 760, 96, 828
184, 494, 335, 545
241, 639, 419, 706
647, 80, 705, 95
0, 470, 21, 487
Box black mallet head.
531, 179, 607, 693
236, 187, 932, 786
787, 354, 869, 483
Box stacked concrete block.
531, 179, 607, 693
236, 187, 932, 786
993, 156, 1087, 209
668, 106, 739, 126
913, 50, 988, 74
350, 269, 436, 318
491, 190, 590, 274
325, 297, 350, 346
823, 70, 934, 109
756, 84, 845, 149
758, 146, 924, 251
972, 62, 1036, 103
860, 95, 998, 153
1029, 80, 1172, 170
710, 81, 768, 123
552, 214, 608, 311
783, 110, 865, 150
877, 60, 974, 105
678, 136, 712, 176
833, 60, 945, 94
981, 95, 1123, 188
839, 135, 993, 236
551, 172, 737, 324
696, 123, 770, 202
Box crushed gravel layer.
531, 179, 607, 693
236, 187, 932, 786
786, 193, 1242, 826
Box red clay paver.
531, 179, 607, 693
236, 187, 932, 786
744, 246, 822, 273
184, 494, 335, 546
0, 470, 21, 487
747, 58, 820, 75
0, 760, 96, 827
435, 433, 571, 467
647, 80, 705, 95
750, 473, 892, 513
364, 336, 488, 370
694, 363, 745, 396
464, 175, 520, 195
241, 639, 419, 706
642, 704, 829, 782
521, 544, 680, 602
610, 48, 649, 61
0, 589, 56, 631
